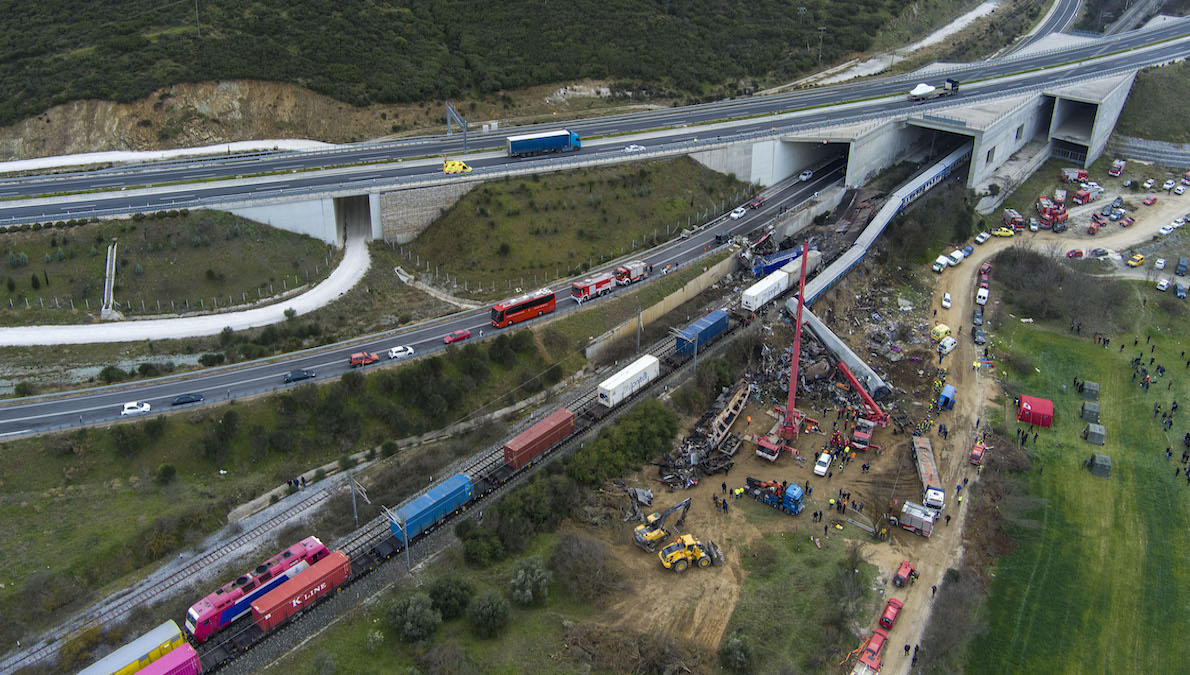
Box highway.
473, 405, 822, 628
0, 159, 846, 437
0, 17, 1187, 222
1001, 0, 1084, 56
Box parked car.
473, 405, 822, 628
893, 561, 916, 587
1158, 278, 1171, 292
1164, 179, 1177, 191
1177, 185, 1187, 196
729, 207, 747, 220
1067, 249, 1085, 259
120, 401, 151, 416
1160, 225, 1175, 236
972, 306, 984, 326
1109, 209, 1124, 221
962, 245, 974, 257
1112, 196, 1124, 209
1144, 178, 1156, 190
444, 329, 472, 344
1100, 204, 1114, 216
1120, 217, 1135, 228
1156, 258, 1166, 270
1144, 196, 1158, 205
1127, 254, 1145, 267
879, 599, 904, 630
813, 452, 832, 476
974, 232, 991, 244
1053, 223, 1069, 233
799, 170, 814, 181
387, 345, 415, 360
284, 369, 316, 383
938, 336, 959, 355
1178, 284, 1188, 299
1029, 218, 1040, 232
979, 263, 992, 275
171, 393, 205, 406
941, 293, 952, 309
1090, 248, 1109, 258
991, 227, 1014, 237
973, 327, 987, 345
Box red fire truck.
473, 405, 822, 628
615, 260, 652, 286
571, 271, 616, 302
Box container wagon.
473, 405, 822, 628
390, 474, 474, 544
741, 270, 790, 311
135, 643, 202, 675
504, 408, 576, 470
77, 620, 186, 675
506, 130, 581, 157
251, 551, 351, 632
598, 355, 660, 408
676, 310, 729, 356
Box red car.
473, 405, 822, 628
879, 598, 904, 629
1067, 249, 1085, 259
443, 329, 472, 344
979, 263, 992, 275
1144, 196, 1158, 206
1121, 217, 1135, 228
893, 560, 916, 587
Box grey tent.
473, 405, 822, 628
1082, 423, 1106, 446
1089, 454, 1112, 478
1080, 401, 1101, 423
1082, 381, 1100, 401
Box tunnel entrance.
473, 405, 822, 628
333, 195, 372, 247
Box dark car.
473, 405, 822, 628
962, 245, 974, 257
1053, 223, 1068, 233
973, 306, 984, 326
171, 393, 205, 406
284, 369, 316, 383
1100, 204, 1113, 216
1112, 196, 1124, 209
973, 327, 987, 345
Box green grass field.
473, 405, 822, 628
0, 211, 336, 326
1116, 62, 1190, 144
407, 158, 748, 291
968, 307, 1190, 672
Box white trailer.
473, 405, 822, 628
598, 355, 660, 408
892, 501, 938, 537
741, 269, 791, 311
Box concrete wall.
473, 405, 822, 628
968, 96, 1054, 186
691, 144, 755, 184
379, 180, 478, 243
771, 186, 848, 242
1086, 72, 1137, 165
693, 137, 832, 186
846, 122, 927, 187
585, 254, 740, 359
227, 197, 339, 245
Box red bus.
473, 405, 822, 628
491, 288, 556, 328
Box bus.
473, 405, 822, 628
491, 288, 556, 328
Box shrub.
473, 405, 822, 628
198, 352, 226, 367
13, 381, 34, 397
98, 365, 128, 383
720, 631, 754, 672
313, 468, 327, 482
365, 628, 384, 652
381, 439, 399, 458
466, 591, 511, 638
384, 592, 441, 642
429, 575, 475, 620
508, 556, 551, 606
549, 534, 621, 602
155, 464, 177, 485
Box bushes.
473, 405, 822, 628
384, 592, 441, 643
460, 471, 579, 567
566, 399, 678, 486
549, 534, 623, 603
720, 631, 754, 672
466, 591, 511, 638
429, 575, 475, 620
993, 245, 1131, 329
508, 556, 551, 606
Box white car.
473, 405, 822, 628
799, 170, 814, 182
941, 292, 952, 309
730, 207, 747, 220
121, 401, 151, 416
1160, 225, 1175, 236
1158, 278, 1171, 292
1144, 178, 1156, 190
1164, 179, 1177, 190
623, 144, 646, 153
974, 232, 991, 244
387, 345, 415, 360
1176, 185, 1187, 196
1156, 258, 1166, 270
1175, 217, 1187, 227
813, 452, 832, 476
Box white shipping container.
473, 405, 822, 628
598, 355, 660, 408
778, 250, 822, 281
740, 270, 791, 311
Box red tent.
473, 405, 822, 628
1017, 395, 1054, 427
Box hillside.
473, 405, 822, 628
4, 0, 915, 132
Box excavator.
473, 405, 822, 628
658, 533, 725, 572
633, 498, 692, 552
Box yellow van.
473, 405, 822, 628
930, 324, 952, 342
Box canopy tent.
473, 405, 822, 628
1083, 423, 1106, 446
1089, 453, 1112, 478
1017, 395, 1054, 427
1080, 401, 1101, 423
1082, 381, 1100, 401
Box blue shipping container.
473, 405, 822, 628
390, 474, 474, 544
676, 310, 729, 356
507, 130, 581, 157
752, 249, 803, 277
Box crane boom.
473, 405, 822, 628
779, 242, 813, 439
835, 360, 890, 426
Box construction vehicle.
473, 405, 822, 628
633, 498, 692, 552
744, 477, 805, 515
658, 534, 724, 571
836, 361, 890, 428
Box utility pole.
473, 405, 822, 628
382, 505, 413, 574
818, 27, 827, 66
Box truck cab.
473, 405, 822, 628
932, 255, 950, 273
969, 443, 987, 465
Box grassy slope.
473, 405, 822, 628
1116, 61, 1190, 144
0, 211, 336, 326
967, 305, 1190, 672
408, 158, 747, 291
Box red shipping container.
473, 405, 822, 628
251, 551, 350, 632
503, 408, 575, 469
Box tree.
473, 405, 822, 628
720, 631, 754, 672
466, 591, 510, 638
30, 274, 39, 290
384, 592, 440, 643
429, 575, 475, 620
155, 463, 177, 485
508, 556, 551, 606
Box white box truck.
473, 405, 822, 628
947, 250, 965, 267
741, 270, 791, 311
932, 255, 950, 273
598, 355, 660, 408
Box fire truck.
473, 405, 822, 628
615, 260, 652, 286
571, 271, 616, 302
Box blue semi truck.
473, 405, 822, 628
744, 477, 805, 515
506, 130, 581, 157
676, 310, 729, 356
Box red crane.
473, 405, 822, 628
835, 360, 890, 427
776, 242, 818, 440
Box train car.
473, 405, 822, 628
390, 474, 474, 544
597, 355, 660, 408
77, 620, 185, 675
185, 536, 330, 643
504, 408, 576, 470
491, 288, 556, 328
741, 269, 790, 311
134, 643, 202, 675
251, 551, 351, 632
675, 310, 728, 356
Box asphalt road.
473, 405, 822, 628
1001, 0, 1084, 56
0, 159, 845, 436
0, 17, 1187, 223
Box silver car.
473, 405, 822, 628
388, 345, 415, 360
